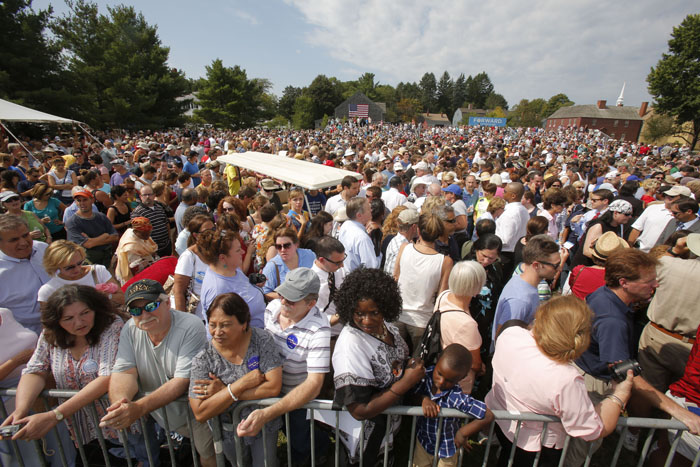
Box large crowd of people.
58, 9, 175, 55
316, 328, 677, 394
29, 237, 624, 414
1, 121, 700, 466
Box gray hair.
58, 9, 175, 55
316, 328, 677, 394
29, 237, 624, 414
449, 261, 487, 297
0, 214, 29, 234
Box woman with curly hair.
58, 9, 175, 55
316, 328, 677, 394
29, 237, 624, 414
332, 267, 426, 465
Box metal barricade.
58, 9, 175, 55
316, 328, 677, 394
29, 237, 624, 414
2, 389, 699, 467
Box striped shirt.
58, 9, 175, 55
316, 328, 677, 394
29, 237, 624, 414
264, 300, 331, 394
131, 202, 171, 251
415, 366, 488, 458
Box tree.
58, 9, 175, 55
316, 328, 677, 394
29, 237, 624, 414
647, 14, 700, 149
642, 113, 678, 143
452, 74, 467, 111
292, 95, 315, 129
53, 0, 188, 128
466, 72, 494, 108
418, 72, 437, 112
436, 71, 454, 116
194, 59, 270, 129
486, 106, 507, 118
484, 92, 508, 110
278, 86, 302, 121
509, 98, 548, 127
396, 98, 422, 122
0, 0, 72, 115
306, 75, 343, 121
355, 72, 379, 101
544, 93, 574, 117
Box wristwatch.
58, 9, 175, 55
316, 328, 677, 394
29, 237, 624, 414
53, 409, 64, 421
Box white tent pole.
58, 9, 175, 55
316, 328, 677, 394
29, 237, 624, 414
0, 121, 38, 166
77, 123, 105, 149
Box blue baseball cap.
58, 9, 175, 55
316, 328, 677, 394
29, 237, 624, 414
442, 184, 463, 197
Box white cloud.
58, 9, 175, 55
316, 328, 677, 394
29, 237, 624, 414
284, 0, 695, 106
232, 8, 259, 25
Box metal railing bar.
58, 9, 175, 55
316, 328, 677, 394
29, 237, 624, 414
636, 428, 656, 467
184, 406, 201, 467
407, 415, 417, 466
664, 429, 683, 467
481, 419, 496, 467
557, 435, 571, 467
0, 395, 26, 467
159, 406, 177, 466
139, 416, 155, 467
610, 426, 627, 467
532, 421, 548, 467
87, 404, 111, 467
432, 416, 444, 467
116, 428, 134, 467
41, 396, 69, 467
507, 420, 522, 467
66, 412, 88, 467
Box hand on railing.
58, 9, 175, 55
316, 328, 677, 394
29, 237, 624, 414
421, 396, 440, 418
99, 397, 143, 430
3, 411, 57, 441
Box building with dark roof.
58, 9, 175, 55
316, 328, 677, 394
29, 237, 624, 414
334, 92, 385, 122
545, 100, 649, 141
417, 112, 451, 128
452, 104, 488, 126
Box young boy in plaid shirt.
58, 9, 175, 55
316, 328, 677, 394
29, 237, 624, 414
413, 344, 494, 467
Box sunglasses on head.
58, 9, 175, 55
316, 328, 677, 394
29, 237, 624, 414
128, 300, 161, 317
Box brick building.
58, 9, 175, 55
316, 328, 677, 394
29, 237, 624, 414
545, 100, 649, 141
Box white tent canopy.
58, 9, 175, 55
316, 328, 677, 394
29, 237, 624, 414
218, 152, 361, 190
0, 98, 79, 124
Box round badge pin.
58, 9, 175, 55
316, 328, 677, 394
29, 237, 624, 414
286, 334, 298, 349
82, 359, 99, 374
247, 356, 260, 371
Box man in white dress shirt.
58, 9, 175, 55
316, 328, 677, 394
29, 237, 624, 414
324, 175, 360, 216
337, 197, 379, 274
381, 175, 407, 211
495, 182, 530, 274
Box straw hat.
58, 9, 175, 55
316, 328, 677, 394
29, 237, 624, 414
591, 232, 629, 262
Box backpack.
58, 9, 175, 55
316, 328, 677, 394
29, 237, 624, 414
415, 291, 466, 366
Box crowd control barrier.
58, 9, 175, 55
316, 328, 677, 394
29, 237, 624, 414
1, 389, 698, 467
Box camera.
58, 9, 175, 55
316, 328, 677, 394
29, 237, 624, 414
610, 359, 642, 383
0, 424, 22, 437
248, 273, 266, 285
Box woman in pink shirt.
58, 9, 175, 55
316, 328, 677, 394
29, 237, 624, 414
486, 296, 633, 466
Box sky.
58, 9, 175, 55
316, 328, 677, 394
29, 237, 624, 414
34, 0, 698, 109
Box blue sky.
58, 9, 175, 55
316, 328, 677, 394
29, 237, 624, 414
34, 0, 698, 109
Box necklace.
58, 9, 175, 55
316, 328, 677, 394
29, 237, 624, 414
369, 324, 389, 341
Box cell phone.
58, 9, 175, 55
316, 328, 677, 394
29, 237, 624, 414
0, 424, 22, 437
563, 241, 574, 250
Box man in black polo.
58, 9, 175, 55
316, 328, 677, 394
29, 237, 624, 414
131, 185, 172, 257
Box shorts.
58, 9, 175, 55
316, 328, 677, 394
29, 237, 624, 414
665, 391, 700, 461
174, 419, 215, 459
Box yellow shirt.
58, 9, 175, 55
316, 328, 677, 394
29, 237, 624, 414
224, 165, 241, 196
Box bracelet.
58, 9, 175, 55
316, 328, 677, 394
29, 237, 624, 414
227, 383, 239, 401
388, 387, 401, 397
605, 394, 626, 411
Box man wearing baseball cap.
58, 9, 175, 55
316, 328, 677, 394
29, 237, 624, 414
64, 189, 118, 267
237, 267, 331, 463
101, 279, 213, 466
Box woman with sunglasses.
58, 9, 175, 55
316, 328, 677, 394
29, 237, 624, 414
1, 285, 137, 459
38, 240, 124, 306
261, 226, 316, 301
46, 157, 77, 205
173, 214, 215, 318
188, 293, 283, 466
198, 229, 266, 330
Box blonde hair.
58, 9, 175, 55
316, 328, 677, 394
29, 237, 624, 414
151, 180, 166, 197
448, 261, 486, 297
486, 196, 506, 214
641, 179, 660, 191
43, 240, 86, 275
532, 296, 593, 363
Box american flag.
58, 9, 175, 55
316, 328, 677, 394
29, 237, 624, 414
348, 104, 369, 118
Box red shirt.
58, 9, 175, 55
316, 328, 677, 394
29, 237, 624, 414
669, 326, 700, 405
569, 265, 606, 301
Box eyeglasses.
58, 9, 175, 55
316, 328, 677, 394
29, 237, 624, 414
590, 197, 603, 202
322, 253, 347, 266
62, 259, 87, 272
128, 300, 161, 317
670, 210, 683, 217
223, 206, 235, 212
444, 218, 457, 224
275, 242, 293, 250
537, 260, 560, 269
